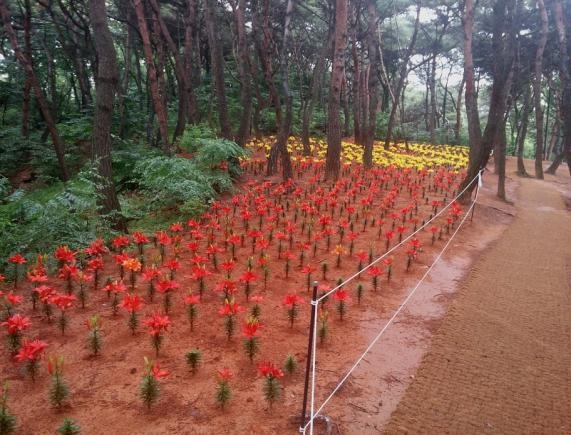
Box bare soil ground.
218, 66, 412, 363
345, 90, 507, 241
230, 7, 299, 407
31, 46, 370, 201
381, 159, 571, 434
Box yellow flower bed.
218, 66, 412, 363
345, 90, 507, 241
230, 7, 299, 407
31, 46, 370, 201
246, 136, 469, 170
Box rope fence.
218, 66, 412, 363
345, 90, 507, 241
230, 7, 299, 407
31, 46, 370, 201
300, 169, 484, 434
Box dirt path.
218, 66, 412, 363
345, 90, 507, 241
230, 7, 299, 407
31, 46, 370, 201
384, 175, 571, 434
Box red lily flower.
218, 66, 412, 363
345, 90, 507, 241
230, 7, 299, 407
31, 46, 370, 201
51, 293, 76, 310
5, 292, 23, 306
155, 230, 171, 246
132, 231, 150, 245
169, 222, 184, 233
119, 294, 144, 313
86, 256, 104, 273
217, 367, 233, 381
332, 289, 351, 302
143, 313, 172, 337
183, 294, 200, 305
14, 338, 47, 362
84, 239, 108, 256
1, 314, 31, 334
112, 235, 131, 250
54, 245, 76, 264
151, 362, 170, 379
218, 299, 244, 316
257, 361, 284, 379
8, 254, 26, 265
283, 293, 305, 307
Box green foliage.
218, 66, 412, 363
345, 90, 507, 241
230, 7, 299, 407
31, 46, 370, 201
185, 349, 202, 374
262, 376, 281, 409
49, 374, 69, 409
0, 383, 16, 435
133, 155, 215, 210
192, 138, 248, 179
0, 176, 10, 201
284, 354, 298, 375
179, 124, 217, 153
57, 418, 81, 435
0, 165, 109, 271
111, 140, 160, 191
215, 380, 231, 409
140, 374, 160, 410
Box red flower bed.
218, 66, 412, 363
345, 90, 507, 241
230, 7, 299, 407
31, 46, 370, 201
0, 156, 467, 433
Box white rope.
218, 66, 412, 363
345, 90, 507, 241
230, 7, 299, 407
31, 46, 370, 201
302, 172, 483, 433
308, 299, 319, 434
317, 169, 483, 303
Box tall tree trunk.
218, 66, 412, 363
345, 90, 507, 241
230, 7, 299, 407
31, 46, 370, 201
552, 0, 571, 176
149, 0, 188, 144
184, 0, 199, 123
458, 0, 516, 200
118, 13, 133, 138
233, 0, 253, 147
351, 29, 362, 145
429, 54, 438, 145
358, 66, 369, 145
342, 75, 351, 137
252, 0, 282, 130
454, 76, 465, 144
88, 0, 126, 231
301, 31, 332, 154
533, 0, 548, 179
516, 85, 532, 176
545, 150, 565, 174
21, 0, 32, 140
363, 0, 379, 168
205, 0, 232, 139
325, 0, 348, 181
458, 0, 483, 201
384, 4, 420, 150
0, 0, 69, 181
546, 116, 560, 160
266, 0, 294, 179
132, 0, 170, 153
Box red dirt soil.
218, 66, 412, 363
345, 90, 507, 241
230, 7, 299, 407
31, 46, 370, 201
1, 155, 500, 434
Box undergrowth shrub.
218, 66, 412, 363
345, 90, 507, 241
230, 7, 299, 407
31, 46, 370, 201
179, 124, 217, 153
0, 165, 110, 272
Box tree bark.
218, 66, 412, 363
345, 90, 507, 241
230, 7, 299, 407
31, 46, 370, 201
205, 0, 232, 139
458, 0, 483, 201
184, 0, 199, 123
149, 0, 188, 144
351, 26, 362, 145
132, 0, 170, 153
301, 30, 333, 154
0, 0, 69, 181
266, 0, 294, 180
233, 0, 253, 147
118, 11, 133, 138
252, 0, 282, 130
363, 0, 379, 168
384, 4, 420, 150
88, 0, 126, 231
516, 85, 532, 176
533, 0, 548, 179
325, 0, 348, 181
454, 76, 465, 144
21, 0, 32, 140
552, 0, 571, 176
428, 54, 438, 145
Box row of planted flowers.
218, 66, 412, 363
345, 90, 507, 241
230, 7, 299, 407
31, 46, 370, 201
0, 146, 468, 431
